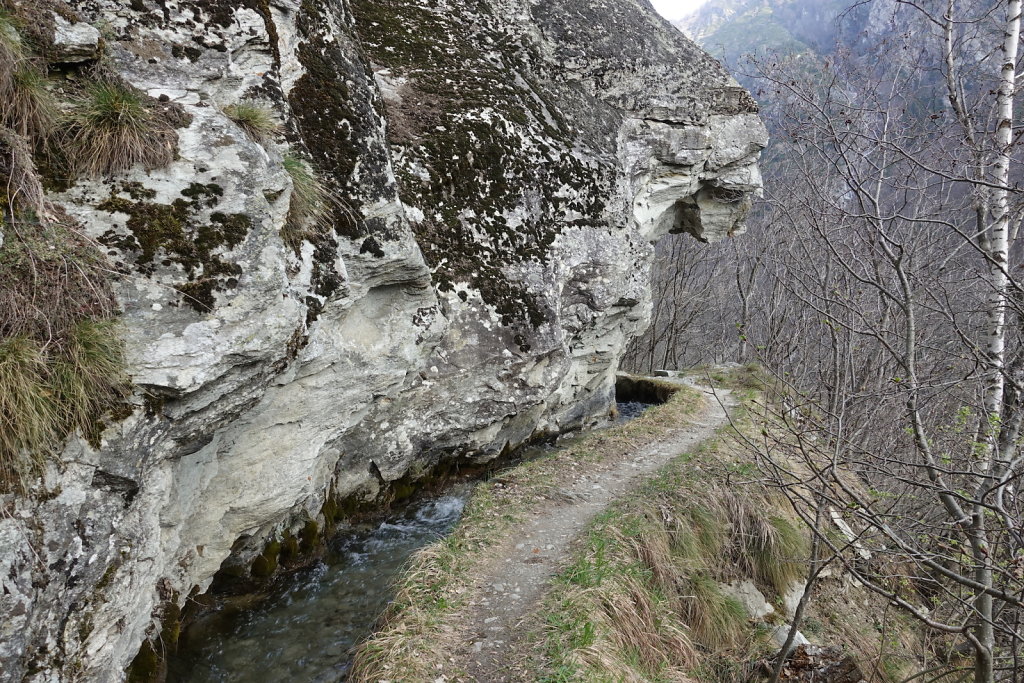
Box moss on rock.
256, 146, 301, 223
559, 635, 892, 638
350, 0, 615, 329
96, 182, 250, 313
125, 639, 160, 683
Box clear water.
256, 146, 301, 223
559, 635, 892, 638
167, 492, 468, 682
616, 400, 655, 423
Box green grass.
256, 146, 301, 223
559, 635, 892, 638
348, 382, 706, 682
223, 101, 280, 143
53, 319, 129, 436
682, 574, 748, 649
747, 515, 808, 594
0, 321, 127, 490
281, 152, 336, 248
0, 336, 56, 485
59, 80, 174, 177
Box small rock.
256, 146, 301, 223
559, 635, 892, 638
770, 624, 810, 652
50, 13, 101, 63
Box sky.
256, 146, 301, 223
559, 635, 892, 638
649, 0, 710, 21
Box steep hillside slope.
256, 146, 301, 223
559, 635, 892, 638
676, 0, 872, 64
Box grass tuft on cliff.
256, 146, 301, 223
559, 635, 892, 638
0, 205, 128, 491
223, 101, 280, 144
0, 336, 56, 485
0, 127, 46, 219
0, 320, 127, 490
0, 8, 55, 142
281, 152, 338, 249
3, 63, 57, 140
58, 80, 174, 177
0, 8, 24, 86
348, 381, 706, 682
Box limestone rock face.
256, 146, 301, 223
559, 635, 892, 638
0, 0, 765, 679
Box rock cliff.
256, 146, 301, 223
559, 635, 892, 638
0, 0, 765, 679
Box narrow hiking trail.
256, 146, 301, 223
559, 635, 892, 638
441, 380, 736, 681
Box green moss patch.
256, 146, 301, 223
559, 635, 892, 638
96, 182, 251, 312
349, 0, 615, 329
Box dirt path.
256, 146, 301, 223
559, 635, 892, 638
444, 380, 735, 681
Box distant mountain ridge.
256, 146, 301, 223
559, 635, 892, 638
674, 0, 873, 65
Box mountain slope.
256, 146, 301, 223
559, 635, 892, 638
676, 0, 871, 64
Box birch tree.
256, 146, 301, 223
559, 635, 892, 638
728, 2, 1024, 679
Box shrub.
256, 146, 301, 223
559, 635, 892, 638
59, 80, 174, 177
281, 152, 337, 248
223, 101, 280, 143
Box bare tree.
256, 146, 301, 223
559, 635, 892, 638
630, 1, 1024, 678
730, 2, 1024, 679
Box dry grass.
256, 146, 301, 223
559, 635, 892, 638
0, 8, 56, 142
3, 63, 56, 140
223, 101, 280, 143
0, 8, 25, 94
0, 127, 47, 220
0, 320, 128, 491
281, 152, 337, 249
0, 202, 126, 491
58, 80, 175, 177
539, 389, 810, 682
0, 214, 115, 341
0, 336, 54, 485
348, 383, 707, 682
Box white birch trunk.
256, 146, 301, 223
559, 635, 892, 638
975, 3, 1020, 680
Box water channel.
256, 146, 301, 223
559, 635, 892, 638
168, 398, 655, 681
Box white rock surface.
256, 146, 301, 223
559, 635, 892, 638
0, 0, 766, 679
50, 12, 101, 63
721, 579, 776, 620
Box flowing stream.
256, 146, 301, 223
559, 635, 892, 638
166, 492, 469, 682
168, 400, 654, 681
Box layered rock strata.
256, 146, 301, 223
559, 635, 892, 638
0, 0, 766, 679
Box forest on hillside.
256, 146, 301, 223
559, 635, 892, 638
627, 0, 1024, 679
